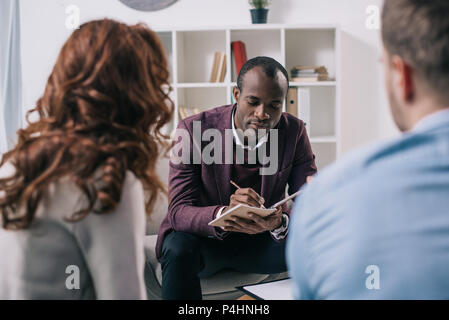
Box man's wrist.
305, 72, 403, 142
214, 206, 229, 233
271, 213, 288, 232
273, 215, 284, 230
270, 214, 289, 240
214, 206, 226, 220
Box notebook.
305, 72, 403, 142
208, 204, 277, 228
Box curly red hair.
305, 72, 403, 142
0, 19, 173, 229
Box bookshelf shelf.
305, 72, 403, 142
154, 24, 341, 169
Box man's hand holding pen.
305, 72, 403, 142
220, 176, 315, 234
222, 184, 283, 234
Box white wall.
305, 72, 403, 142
20, 0, 399, 154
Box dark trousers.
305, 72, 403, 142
160, 231, 287, 300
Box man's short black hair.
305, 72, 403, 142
237, 56, 289, 92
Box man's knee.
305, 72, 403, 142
161, 232, 201, 264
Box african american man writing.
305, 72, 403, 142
156, 56, 317, 300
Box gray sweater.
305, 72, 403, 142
0, 162, 147, 299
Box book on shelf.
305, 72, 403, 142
209, 52, 220, 83
217, 53, 227, 82
292, 77, 321, 82
178, 107, 203, 120
291, 65, 329, 82
210, 52, 227, 83
231, 41, 248, 78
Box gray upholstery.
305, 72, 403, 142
145, 156, 288, 300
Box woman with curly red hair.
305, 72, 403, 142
0, 19, 173, 299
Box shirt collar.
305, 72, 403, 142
412, 108, 449, 133
231, 108, 268, 151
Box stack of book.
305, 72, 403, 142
179, 107, 203, 120
291, 66, 329, 82
210, 52, 227, 83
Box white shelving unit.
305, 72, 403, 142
154, 24, 341, 169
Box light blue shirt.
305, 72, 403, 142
287, 109, 449, 299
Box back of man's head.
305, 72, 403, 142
382, 0, 449, 105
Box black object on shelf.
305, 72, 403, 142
250, 8, 269, 24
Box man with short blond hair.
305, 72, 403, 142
287, 0, 449, 299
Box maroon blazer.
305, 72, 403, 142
156, 104, 317, 260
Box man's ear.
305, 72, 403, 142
391, 55, 415, 102
233, 86, 240, 103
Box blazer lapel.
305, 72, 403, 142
261, 117, 286, 206
213, 104, 235, 205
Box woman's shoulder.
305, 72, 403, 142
51, 169, 144, 212
0, 160, 143, 209
0, 162, 144, 221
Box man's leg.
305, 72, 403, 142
160, 231, 287, 299
222, 232, 288, 275
160, 231, 248, 299
160, 231, 204, 300
197, 232, 287, 278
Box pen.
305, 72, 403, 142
269, 190, 301, 209
230, 180, 266, 209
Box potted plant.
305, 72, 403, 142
249, 0, 271, 24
